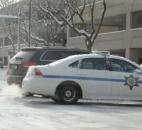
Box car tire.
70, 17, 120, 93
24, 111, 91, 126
22, 92, 33, 97
52, 97, 61, 104
59, 84, 78, 104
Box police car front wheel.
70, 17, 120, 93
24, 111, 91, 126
59, 85, 78, 104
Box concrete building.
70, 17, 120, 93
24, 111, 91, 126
67, 0, 142, 64
0, 15, 18, 65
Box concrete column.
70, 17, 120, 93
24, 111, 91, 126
125, 0, 133, 59
126, 48, 138, 63
130, 49, 139, 63
125, 48, 130, 59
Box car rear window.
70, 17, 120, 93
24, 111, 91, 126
11, 50, 36, 62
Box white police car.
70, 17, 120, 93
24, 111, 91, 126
22, 52, 142, 104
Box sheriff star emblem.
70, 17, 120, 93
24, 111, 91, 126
124, 75, 139, 90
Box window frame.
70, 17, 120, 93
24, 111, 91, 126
109, 58, 139, 73
40, 50, 62, 62
69, 60, 80, 68
79, 57, 110, 71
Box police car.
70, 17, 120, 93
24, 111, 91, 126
22, 52, 142, 104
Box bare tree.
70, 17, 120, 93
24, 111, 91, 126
0, 0, 15, 8
0, 0, 17, 56
20, 21, 48, 46
3, 23, 17, 55
0, 0, 46, 50
18, 0, 66, 47
40, 0, 106, 51
39, 15, 67, 46
34, 0, 67, 46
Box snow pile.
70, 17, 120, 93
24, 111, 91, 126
0, 68, 7, 81
0, 84, 22, 99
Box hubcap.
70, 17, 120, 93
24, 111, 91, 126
65, 90, 72, 97
61, 86, 77, 103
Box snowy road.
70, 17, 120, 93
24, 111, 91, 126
0, 68, 142, 130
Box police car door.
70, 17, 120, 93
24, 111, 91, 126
109, 58, 142, 99
79, 57, 111, 99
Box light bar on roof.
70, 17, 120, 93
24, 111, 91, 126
92, 51, 110, 56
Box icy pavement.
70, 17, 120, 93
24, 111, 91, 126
0, 68, 142, 130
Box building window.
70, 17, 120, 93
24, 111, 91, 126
69, 14, 126, 37
99, 14, 126, 33
132, 10, 142, 29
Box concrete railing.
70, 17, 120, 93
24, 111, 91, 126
67, 28, 142, 50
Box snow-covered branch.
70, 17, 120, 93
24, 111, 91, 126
40, 2, 64, 26
40, 0, 106, 51
21, 23, 47, 46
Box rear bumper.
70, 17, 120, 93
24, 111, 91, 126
7, 75, 24, 85
22, 77, 55, 97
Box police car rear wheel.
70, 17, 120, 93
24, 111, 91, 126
22, 92, 33, 97
60, 85, 78, 104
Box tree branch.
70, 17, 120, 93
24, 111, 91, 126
92, 0, 106, 43
65, 0, 85, 24
90, 0, 95, 32
21, 23, 47, 45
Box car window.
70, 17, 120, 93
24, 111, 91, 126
59, 51, 88, 58
11, 50, 36, 62
80, 58, 107, 70
41, 50, 89, 61
110, 58, 138, 73
69, 61, 79, 68
41, 51, 61, 61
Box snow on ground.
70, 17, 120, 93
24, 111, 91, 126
0, 68, 142, 130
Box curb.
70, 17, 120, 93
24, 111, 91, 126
79, 100, 142, 107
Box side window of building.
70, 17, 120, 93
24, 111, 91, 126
80, 58, 107, 70
132, 10, 142, 29
110, 58, 138, 73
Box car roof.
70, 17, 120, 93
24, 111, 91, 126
21, 46, 89, 52
66, 53, 121, 59
49, 53, 140, 68
66, 53, 132, 61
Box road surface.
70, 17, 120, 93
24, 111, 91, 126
0, 68, 142, 130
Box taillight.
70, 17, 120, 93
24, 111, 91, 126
34, 68, 43, 77
22, 61, 36, 67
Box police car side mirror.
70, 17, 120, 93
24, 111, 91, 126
135, 69, 142, 74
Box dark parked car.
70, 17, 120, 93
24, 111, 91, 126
7, 47, 89, 86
